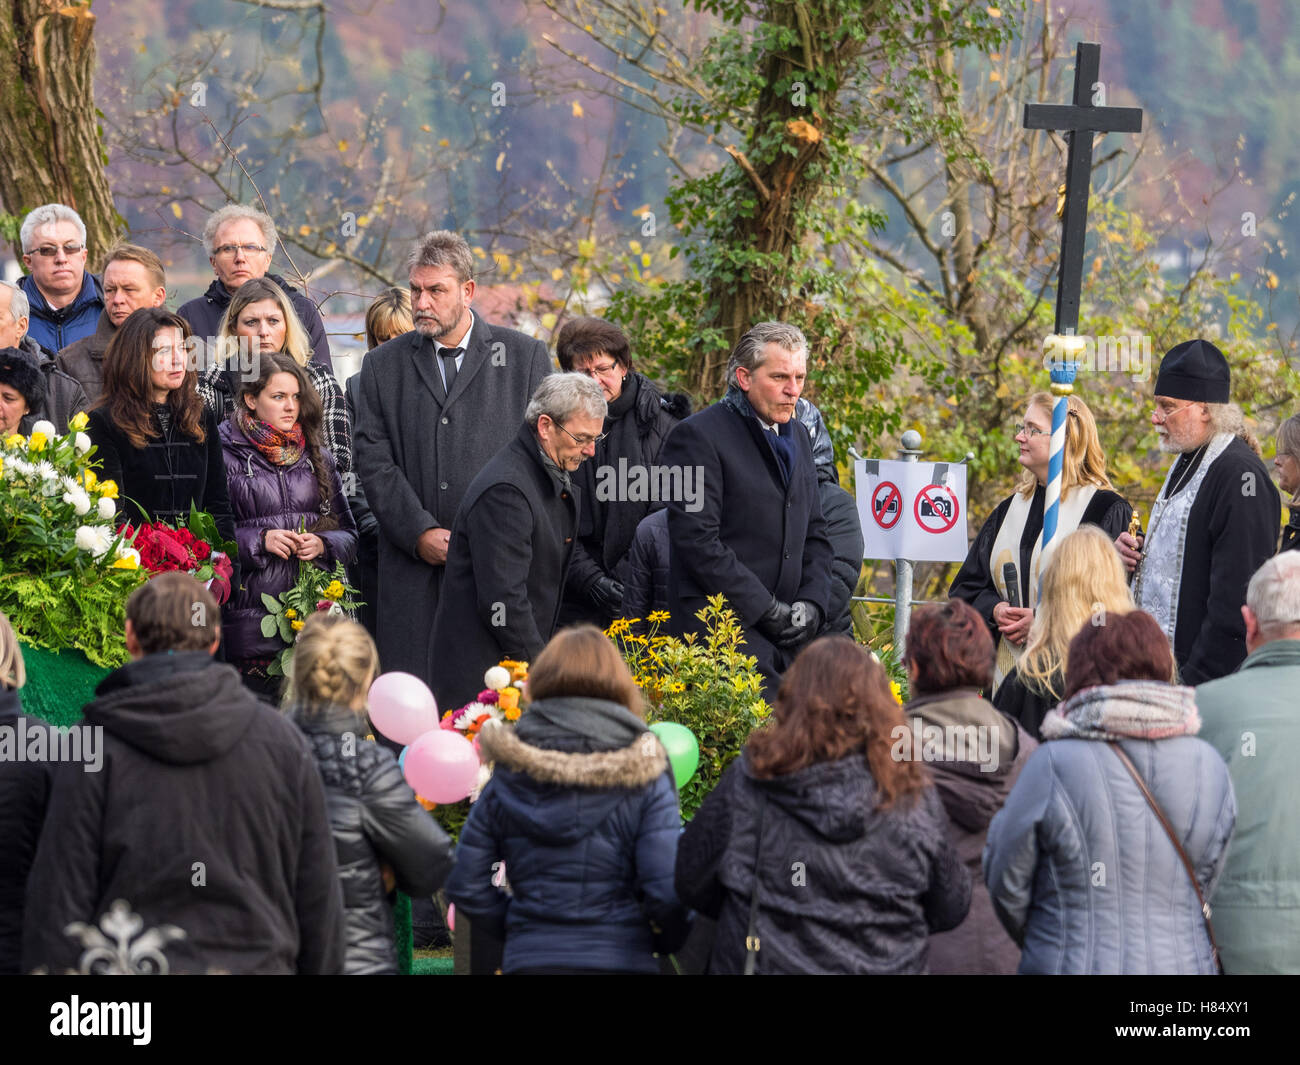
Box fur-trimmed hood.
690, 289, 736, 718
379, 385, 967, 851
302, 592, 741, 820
480, 718, 668, 789
478, 715, 672, 848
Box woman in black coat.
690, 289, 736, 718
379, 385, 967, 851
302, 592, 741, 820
86, 307, 235, 545
675, 636, 971, 974
554, 316, 690, 627
1274, 414, 1299, 553
287, 614, 454, 975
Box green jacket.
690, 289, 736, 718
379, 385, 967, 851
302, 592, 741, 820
1195, 639, 1300, 974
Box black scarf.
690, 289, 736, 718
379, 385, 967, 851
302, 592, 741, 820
515, 695, 647, 753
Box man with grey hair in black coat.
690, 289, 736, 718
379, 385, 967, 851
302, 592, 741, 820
430, 373, 607, 713
660, 321, 833, 695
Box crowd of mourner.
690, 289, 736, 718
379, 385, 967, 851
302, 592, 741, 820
1, 201, 1298, 976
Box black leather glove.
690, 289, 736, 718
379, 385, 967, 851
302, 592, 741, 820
589, 575, 625, 617
775, 600, 823, 649
755, 598, 793, 642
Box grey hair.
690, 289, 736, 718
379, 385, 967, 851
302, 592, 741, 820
525, 372, 607, 430
203, 204, 278, 257
0, 280, 30, 323
406, 230, 475, 282
20, 204, 87, 252
725, 321, 807, 387
1277, 414, 1300, 506
1206, 402, 1245, 437
1247, 553, 1300, 634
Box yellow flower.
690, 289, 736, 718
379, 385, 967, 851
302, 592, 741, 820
291, 619, 305, 631
4, 433, 23, 448
648, 610, 670, 624
504, 704, 522, 722
82, 468, 98, 491
27, 431, 47, 451
323, 579, 345, 601
284, 608, 297, 619
98, 479, 119, 499
889, 680, 903, 705
606, 618, 630, 636
110, 555, 139, 570
69, 411, 89, 432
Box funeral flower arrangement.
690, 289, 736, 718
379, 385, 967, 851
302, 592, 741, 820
121, 504, 236, 605
427, 659, 529, 840
260, 561, 361, 677
0, 417, 145, 666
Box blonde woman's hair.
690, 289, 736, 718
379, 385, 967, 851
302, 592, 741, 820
216, 276, 314, 368
365, 288, 413, 349
1016, 392, 1115, 499
1017, 525, 1135, 698
284, 614, 379, 716
1278, 414, 1300, 506
0, 611, 26, 690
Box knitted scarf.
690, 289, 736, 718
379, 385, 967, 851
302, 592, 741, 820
236, 408, 305, 466
1039, 680, 1200, 742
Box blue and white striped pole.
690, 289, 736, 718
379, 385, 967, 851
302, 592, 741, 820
1041, 334, 1084, 569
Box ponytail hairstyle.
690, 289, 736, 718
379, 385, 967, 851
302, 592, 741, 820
285, 613, 379, 717
234, 350, 335, 527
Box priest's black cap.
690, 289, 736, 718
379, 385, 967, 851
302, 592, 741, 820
1154, 339, 1230, 403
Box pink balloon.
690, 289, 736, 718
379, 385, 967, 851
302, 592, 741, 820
368, 672, 438, 745
446, 903, 455, 932
403, 729, 480, 804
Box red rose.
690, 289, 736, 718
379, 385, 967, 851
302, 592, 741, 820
192, 540, 212, 561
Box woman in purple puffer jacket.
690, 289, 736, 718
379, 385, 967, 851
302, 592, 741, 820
219, 351, 357, 700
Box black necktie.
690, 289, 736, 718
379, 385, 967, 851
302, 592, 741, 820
440, 347, 463, 393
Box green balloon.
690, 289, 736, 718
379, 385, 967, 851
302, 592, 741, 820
649, 721, 700, 791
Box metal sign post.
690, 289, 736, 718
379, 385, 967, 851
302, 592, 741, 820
893, 429, 922, 654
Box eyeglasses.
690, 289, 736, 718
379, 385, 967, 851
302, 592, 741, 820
1013, 423, 1048, 438
1152, 400, 1197, 422
551, 418, 606, 448
580, 360, 621, 379
27, 243, 85, 257
213, 243, 269, 258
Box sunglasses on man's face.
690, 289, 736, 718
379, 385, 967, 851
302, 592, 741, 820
27, 243, 85, 257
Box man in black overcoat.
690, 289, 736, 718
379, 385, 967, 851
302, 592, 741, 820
353, 232, 553, 684
659, 321, 833, 695
430, 373, 607, 712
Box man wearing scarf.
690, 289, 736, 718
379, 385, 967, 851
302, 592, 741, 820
1118, 339, 1280, 684
659, 322, 832, 695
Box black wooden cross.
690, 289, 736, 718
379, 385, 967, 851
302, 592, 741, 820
1023, 42, 1143, 334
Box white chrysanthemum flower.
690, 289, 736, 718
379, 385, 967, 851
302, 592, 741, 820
30, 419, 56, 439
97, 496, 116, 520
34, 461, 57, 481
73, 432, 92, 454
63, 489, 92, 515
115, 544, 140, 566
75, 525, 100, 552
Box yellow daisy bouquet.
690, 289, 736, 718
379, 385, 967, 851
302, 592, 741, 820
261, 560, 362, 677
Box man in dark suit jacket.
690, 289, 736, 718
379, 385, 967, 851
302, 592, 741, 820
430, 374, 606, 712
660, 322, 833, 694
353, 231, 553, 685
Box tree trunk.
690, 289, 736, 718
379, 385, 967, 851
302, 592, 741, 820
691, 1, 847, 397
0, 1, 120, 261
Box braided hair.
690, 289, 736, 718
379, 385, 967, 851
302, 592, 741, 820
285, 613, 378, 716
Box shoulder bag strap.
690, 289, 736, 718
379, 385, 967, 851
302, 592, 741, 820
743, 791, 768, 976
1109, 741, 1223, 974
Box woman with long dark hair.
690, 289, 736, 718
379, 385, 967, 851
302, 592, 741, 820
675, 635, 971, 974
86, 307, 234, 543
218, 351, 356, 698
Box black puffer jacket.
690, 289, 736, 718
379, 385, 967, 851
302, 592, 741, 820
618, 507, 669, 625
0, 687, 51, 974
290, 704, 454, 974
675, 751, 971, 974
